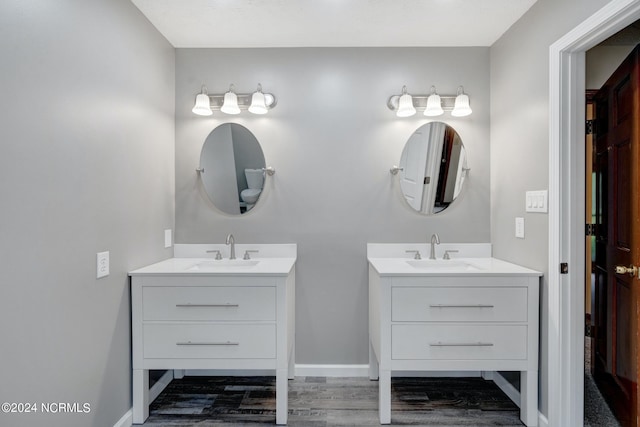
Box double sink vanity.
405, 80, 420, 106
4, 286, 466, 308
129, 239, 540, 426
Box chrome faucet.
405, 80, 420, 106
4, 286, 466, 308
429, 233, 440, 260
226, 233, 236, 260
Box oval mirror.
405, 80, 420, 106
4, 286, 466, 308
398, 122, 468, 215
200, 123, 266, 215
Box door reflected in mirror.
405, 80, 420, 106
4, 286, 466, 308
399, 122, 468, 215
200, 123, 266, 215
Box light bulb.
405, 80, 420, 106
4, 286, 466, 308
452, 87, 472, 117
220, 86, 240, 115
192, 87, 212, 116
396, 86, 416, 117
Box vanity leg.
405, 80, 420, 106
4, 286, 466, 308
369, 339, 379, 380
132, 369, 149, 425
520, 370, 538, 427
276, 368, 288, 425
379, 369, 391, 424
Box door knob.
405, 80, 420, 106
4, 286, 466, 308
615, 265, 638, 276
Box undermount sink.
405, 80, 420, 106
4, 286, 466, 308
406, 259, 482, 271
187, 259, 260, 271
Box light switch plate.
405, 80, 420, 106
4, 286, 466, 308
515, 217, 525, 239
97, 251, 109, 278
526, 190, 548, 213
164, 229, 172, 248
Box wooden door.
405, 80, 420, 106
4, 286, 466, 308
592, 44, 640, 427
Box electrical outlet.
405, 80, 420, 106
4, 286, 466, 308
164, 229, 172, 248
97, 251, 109, 278
515, 217, 525, 239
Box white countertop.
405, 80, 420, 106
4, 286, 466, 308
129, 243, 297, 276
129, 257, 296, 276
368, 257, 542, 277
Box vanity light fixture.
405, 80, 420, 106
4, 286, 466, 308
395, 86, 417, 117
387, 85, 472, 117
192, 86, 213, 116
192, 83, 277, 116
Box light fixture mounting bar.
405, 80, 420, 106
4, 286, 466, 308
387, 94, 458, 112
207, 93, 277, 111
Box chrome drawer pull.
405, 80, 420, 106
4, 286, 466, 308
429, 304, 494, 308
176, 341, 239, 346
175, 303, 239, 308
429, 342, 494, 347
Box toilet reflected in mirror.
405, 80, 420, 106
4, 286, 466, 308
240, 168, 264, 211
199, 123, 266, 214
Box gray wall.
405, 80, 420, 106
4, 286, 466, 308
489, 0, 612, 417
0, 1, 175, 426
175, 48, 490, 364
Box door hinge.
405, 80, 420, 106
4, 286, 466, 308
424, 176, 431, 185
586, 119, 596, 135
585, 223, 596, 236
560, 263, 569, 274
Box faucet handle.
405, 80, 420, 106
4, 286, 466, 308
443, 250, 459, 260
206, 250, 223, 260
243, 250, 259, 260
405, 250, 422, 260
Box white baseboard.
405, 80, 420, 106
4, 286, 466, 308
184, 369, 276, 376
294, 365, 483, 378
113, 408, 132, 427
393, 370, 482, 378
295, 364, 370, 377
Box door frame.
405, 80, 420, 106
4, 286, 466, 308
549, 0, 640, 426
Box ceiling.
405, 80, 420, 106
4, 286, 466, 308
131, 0, 538, 48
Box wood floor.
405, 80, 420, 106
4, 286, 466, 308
141, 376, 524, 426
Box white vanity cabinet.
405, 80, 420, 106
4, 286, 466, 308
368, 254, 541, 426
130, 257, 295, 425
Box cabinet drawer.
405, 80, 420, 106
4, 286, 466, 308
143, 323, 276, 359
392, 287, 527, 322
391, 324, 527, 360
143, 286, 276, 321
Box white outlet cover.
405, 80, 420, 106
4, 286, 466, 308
97, 251, 109, 278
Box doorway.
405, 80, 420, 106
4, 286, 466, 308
550, 1, 640, 426
585, 39, 640, 427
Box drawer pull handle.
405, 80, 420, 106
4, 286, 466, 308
176, 341, 239, 346
429, 304, 494, 308
175, 303, 239, 308
429, 342, 494, 347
